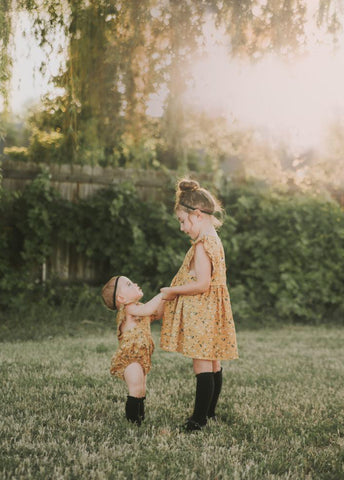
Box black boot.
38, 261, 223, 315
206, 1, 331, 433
207, 368, 223, 419
184, 372, 214, 431
125, 396, 141, 426
138, 396, 146, 422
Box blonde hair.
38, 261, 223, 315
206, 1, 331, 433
175, 178, 224, 228
101, 275, 119, 310
101, 277, 126, 332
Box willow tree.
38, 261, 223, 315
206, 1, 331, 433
58, 0, 206, 167
58, 1, 118, 162
1, 0, 343, 168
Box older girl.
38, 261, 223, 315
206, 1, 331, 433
161, 179, 238, 431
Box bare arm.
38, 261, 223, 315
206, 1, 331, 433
152, 299, 165, 321
126, 293, 164, 317
161, 242, 212, 297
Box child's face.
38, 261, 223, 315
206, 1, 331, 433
176, 209, 200, 240
117, 277, 143, 305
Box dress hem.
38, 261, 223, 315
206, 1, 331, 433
160, 345, 239, 361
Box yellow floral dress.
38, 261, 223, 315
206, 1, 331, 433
161, 234, 238, 361
110, 309, 155, 380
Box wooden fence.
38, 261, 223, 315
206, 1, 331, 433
1, 160, 207, 283
1, 160, 173, 201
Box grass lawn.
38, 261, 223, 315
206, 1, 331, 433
1, 325, 343, 479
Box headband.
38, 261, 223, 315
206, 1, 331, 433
179, 202, 213, 215
112, 276, 121, 310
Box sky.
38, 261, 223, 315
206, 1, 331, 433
7, 12, 66, 114
6, 9, 344, 153
183, 37, 344, 152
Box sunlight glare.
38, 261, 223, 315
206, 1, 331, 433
185, 17, 344, 151
7, 12, 66, 114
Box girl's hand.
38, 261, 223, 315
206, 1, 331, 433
160, 287, 177, 301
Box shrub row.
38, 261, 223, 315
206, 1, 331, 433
1, 172, 343, 327
221, 184, 344, 325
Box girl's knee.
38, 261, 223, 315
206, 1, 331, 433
192, 359, 221, 374
212, 360, 221, 372
193, 359, 213, 374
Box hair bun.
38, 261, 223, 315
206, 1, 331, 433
178, 179, 200, 192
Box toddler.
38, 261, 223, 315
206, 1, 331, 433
102, 275, 164, 425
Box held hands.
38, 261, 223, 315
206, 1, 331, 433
160, 287, 177, 301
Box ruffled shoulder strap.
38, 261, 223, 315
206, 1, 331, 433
193, 234, 220, 265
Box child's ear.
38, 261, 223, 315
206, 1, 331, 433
117, 294, 125, 304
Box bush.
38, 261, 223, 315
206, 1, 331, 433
3, 146, 29, 162
221, 182, 344, 326
0, 172, 188, 310
1, 173, 343, 328
0, 170, 59, 309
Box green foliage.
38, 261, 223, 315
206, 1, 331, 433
1, 176, 344, 327
0, 284, 109, 342
3, 146, 29, 161
221, 182, 344, 325
0, 0, 12, 106
27, 128, 64, 164
53, 182, 188, 295
0, 171, 58, 306
0, 172, 188, 310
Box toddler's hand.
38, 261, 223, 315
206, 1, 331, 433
160, 287, 177, 301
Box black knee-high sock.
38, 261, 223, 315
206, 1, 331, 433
125, 396, 141, 425
190, 372, 215, 426
208, 368, 223, 418
138, 396, 146, 422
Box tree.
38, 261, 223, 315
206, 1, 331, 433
0, 0, 12, 111
1, 0, 342, 170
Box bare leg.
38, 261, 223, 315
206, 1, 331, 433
212, 360, 221, 373
123, 363, 146, 425
193, 358, 213, 374
124, 362, 146, 397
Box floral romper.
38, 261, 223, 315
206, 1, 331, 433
110, 309, 155, 380
161, 234, 238, 361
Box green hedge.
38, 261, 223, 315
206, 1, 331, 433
1, 173, 343, 327
221, 184, 344, 326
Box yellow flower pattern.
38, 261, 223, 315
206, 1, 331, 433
110, 314, 154, 380
161, 235, 238, 361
